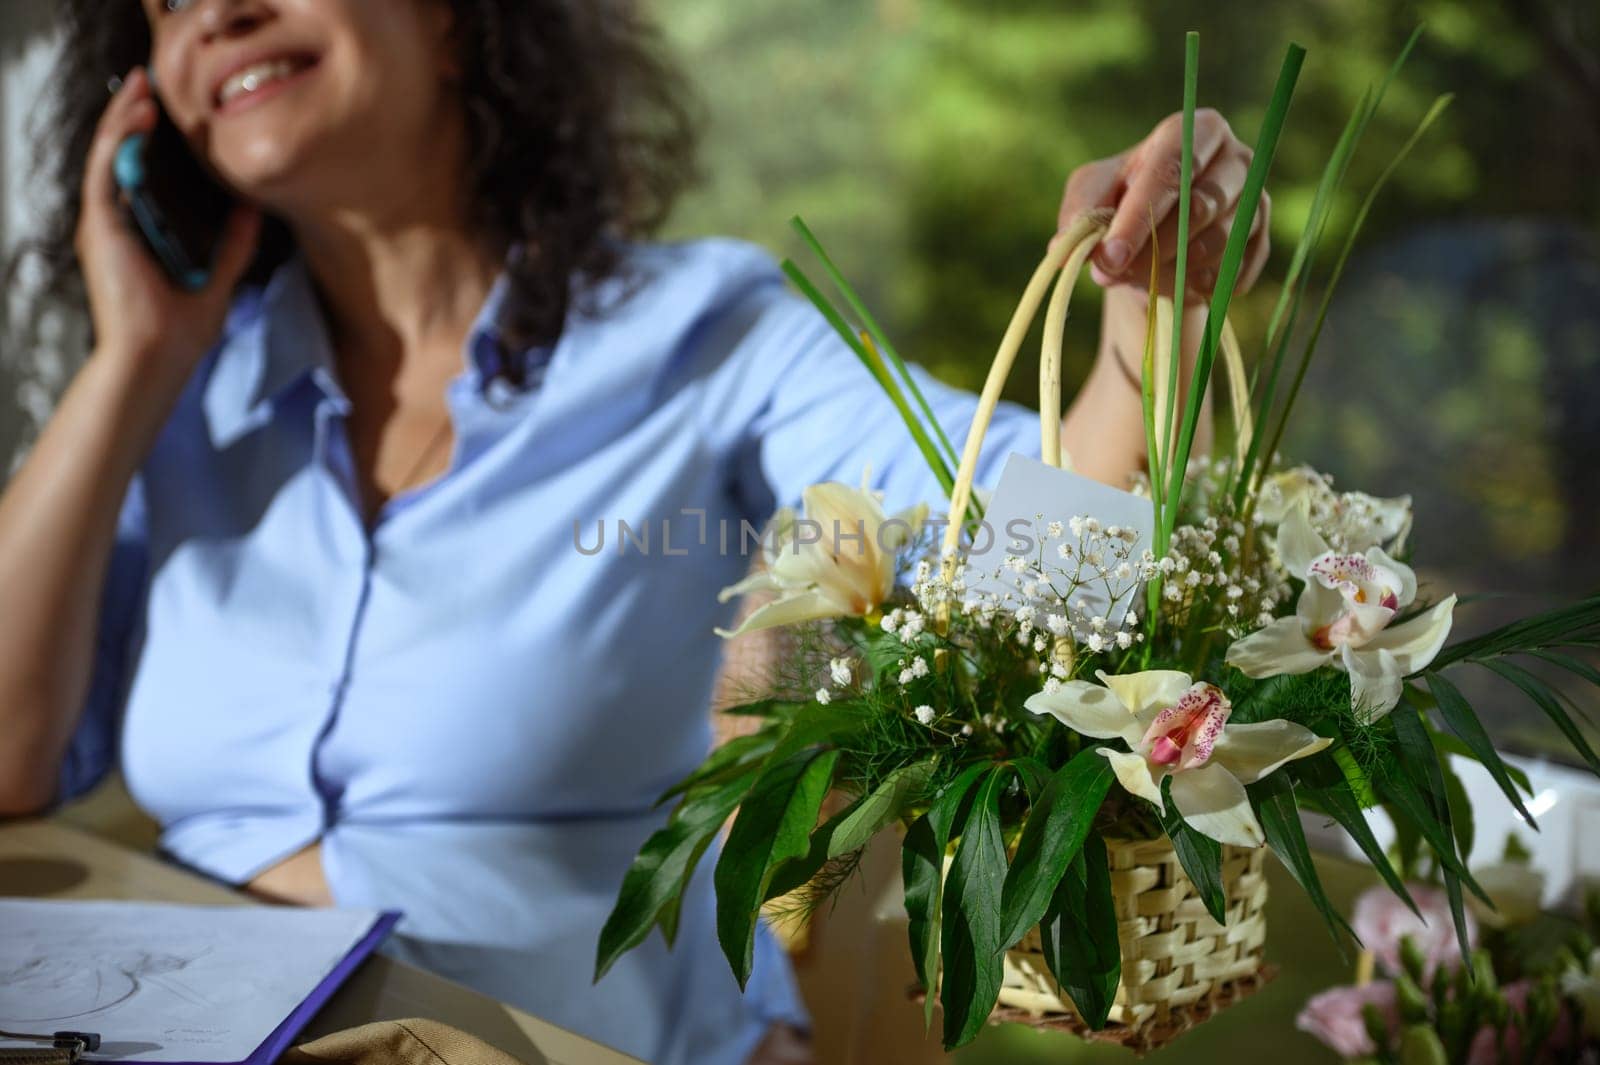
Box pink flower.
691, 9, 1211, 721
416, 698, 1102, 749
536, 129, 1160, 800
1296, 981, 1397, 1057
1352, 883, 1477, 978
1466, 980, 1578, 1063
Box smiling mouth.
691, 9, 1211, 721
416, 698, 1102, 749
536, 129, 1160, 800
215, 55, 319, 111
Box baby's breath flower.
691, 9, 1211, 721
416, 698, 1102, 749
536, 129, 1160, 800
1116, 631, 1133, 649
913, 704, 935, 726
829, 657, 852, 686
1046, 520, 1064, 539
815, 688, 831, 705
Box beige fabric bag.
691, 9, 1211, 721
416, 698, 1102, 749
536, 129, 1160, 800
279, 1020, 532, 1065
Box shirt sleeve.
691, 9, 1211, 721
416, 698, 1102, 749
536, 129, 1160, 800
50, 470, 149, 808
720, 281, 1044, 522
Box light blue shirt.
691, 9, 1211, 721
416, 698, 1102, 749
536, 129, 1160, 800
53, 237, 1038, 1065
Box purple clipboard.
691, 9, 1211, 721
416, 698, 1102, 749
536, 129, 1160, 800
102, 910, 402, 1065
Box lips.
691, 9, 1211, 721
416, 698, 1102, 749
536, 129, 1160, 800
211, 51, 319, 112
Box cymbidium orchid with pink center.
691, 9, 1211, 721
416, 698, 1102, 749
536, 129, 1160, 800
714, 476, 927, 638
1025, 670, 1332, 847
1226, 501, 1455, 721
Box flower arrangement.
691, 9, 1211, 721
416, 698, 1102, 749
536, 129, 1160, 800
595, 30, 1600, 1052
1298, 842, 1600, 1063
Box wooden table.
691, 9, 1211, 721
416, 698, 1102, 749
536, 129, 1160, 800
0, 818, 643, 1065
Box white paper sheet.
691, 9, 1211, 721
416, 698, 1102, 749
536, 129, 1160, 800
0, 900, 381, 1063
961, 452, 1156, 632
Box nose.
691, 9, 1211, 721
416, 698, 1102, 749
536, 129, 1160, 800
195, 0, 272, 42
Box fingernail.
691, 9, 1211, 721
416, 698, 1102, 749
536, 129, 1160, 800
1098, 238, 1132, 274
1192, 189, 1217, 227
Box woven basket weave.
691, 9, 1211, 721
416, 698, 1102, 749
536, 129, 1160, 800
994, 835, 1270, 1053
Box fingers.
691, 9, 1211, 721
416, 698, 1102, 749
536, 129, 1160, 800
1057, 155, 1124, 231
1096, 107, 1230, 275
1235, 190, 1272, 295
78, 67, 158, 248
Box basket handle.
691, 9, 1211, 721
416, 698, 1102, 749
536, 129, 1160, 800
940, 207, 1112, 562
939, 210, 1250, 566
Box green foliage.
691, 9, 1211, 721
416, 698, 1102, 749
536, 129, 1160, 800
903, 763, 988, 1028
1038, 832, 1121, 1029
939, 765, 1012, 1047
595, 764, 759, 980
714, 747, 840, 986
996, 747, 1116, 949
1250, 771, 1353, 948
1160, 775, 1228, 924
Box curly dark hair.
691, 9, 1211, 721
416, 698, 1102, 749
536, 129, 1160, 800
6, 0, 701, 391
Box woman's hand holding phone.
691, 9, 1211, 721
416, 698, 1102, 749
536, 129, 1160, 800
78, 67, 261, 390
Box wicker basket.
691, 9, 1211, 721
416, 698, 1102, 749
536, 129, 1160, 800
922, 213, 1269, 1054
994, 836, 1271, 1053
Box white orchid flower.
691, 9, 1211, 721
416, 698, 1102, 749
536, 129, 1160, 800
1256, 465, 1412, 555
1025, 670, 1332, 848
1226, 502, 1455, 721
714, 476, 926, 638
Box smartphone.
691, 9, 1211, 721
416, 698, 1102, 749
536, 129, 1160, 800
112, 98, 236, 291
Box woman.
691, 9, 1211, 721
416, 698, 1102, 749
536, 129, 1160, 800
0, 2, 1268, 1062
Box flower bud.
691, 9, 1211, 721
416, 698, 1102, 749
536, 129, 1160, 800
1398, 1024, 1449, 1065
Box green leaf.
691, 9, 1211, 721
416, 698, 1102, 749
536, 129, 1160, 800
1011, 756, 1053, 803
997, 747, 1115, 949
714, 747, 841, 988
596, 766, 758, 981
1294, 754, 1417, 914
1426, 729, 1532, 795
1160, 776, 1227, 925
1435, 743, 1476, 870
1427, 672, 1535, 826
1038, 832, 1121, 1030
1250, 772, 1352, 950
655, 730, 777, 807
903, 763, 989, 1028
1480, 659, 1600, 775
940, 765, 1012, 1048
1528, 649, 1600, 691
1386, 701, 1479, 968
829, 762, 935, 859
1429, 593, 1600, 670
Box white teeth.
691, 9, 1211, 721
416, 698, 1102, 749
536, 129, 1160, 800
217, 58, 305, 107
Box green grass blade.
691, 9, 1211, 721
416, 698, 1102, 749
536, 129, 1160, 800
1163, 42, 1306, 523
789, 216, 961, 470
781, 259, 956, 498
1250, 93, 1452, 481
1238, 28, 1422, 503
1158, 31, 1200, 550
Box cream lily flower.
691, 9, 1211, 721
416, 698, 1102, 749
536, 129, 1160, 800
1226, 502, 1455, 722
1025, 670, 1332, 848
714, 477, 926, 638
1257, 465, 1413, 554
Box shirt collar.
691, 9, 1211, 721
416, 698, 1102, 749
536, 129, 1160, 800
203, 247, 536, 448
